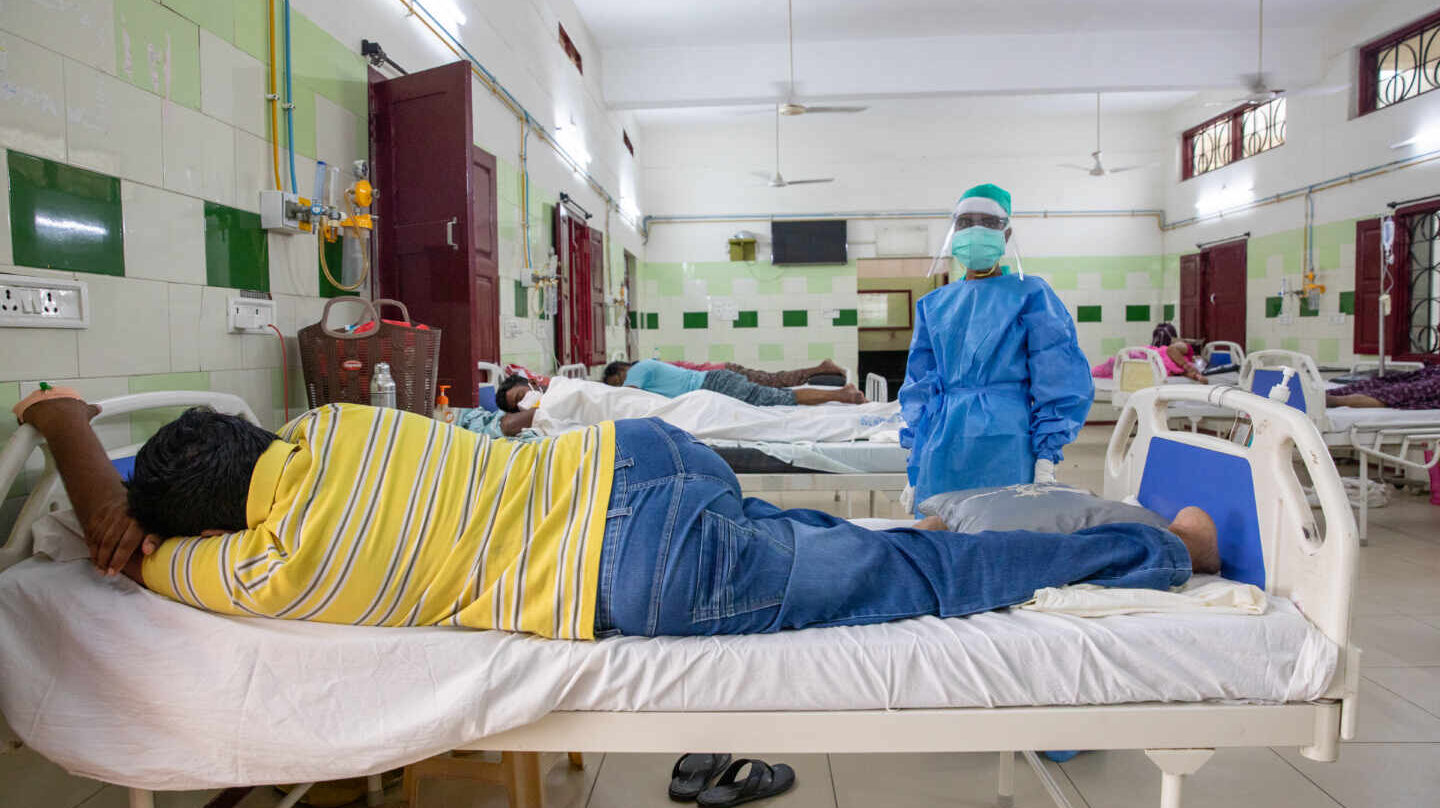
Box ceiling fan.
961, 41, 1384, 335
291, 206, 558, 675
1204, 0, 1345, 107
754, 106, 834, 187
773, 0, 866, 117
1059, 93, 1150, 177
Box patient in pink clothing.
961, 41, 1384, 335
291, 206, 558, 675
1091, 323, 1206, 383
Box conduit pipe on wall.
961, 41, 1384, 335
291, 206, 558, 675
398, 0, 638, 237
284, 0, 298, 193
267, 0, 283, 191
643, 209, 1167, 228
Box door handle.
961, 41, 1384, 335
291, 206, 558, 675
445, 217, 458, 250
1209, 293, 1216, 304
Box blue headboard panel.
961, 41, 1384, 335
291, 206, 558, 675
1137, 437, 1266, 587
1210, 350, 1233, 366
1250, 368, 1306, 412
111, 454, 135, 482
476, 385, 499, 412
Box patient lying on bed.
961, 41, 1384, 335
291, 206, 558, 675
17, 394, 1219, 640
1326, 363, 1440, 409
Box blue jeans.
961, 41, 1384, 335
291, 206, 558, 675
594, 418, 1191, 637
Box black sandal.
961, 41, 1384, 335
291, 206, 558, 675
669, 753, 733, 802
696, 759, 796, 808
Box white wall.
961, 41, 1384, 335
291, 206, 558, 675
1159, 0, 1440, 364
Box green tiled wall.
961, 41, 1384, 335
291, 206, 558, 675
115, 0, 203, 110
1265, 296, 1283, 318
1076, 305, 1102, 323
204, 202, 269, 291
1125, 304, 1151, 322
1339, 291, 1355, 315
832, 308, 858, 326
1163, 304, 1176, 321
707, 344, 735, 362
318, 237, 355, 299
758, 344, 785, 361
128, 371, 211, 443
808, 342, 834, 360
733, 310, 758, 328
162, 0, 234, 42
646, 312, 659, 329
8, 152, 125, 276
1100, 337, 1127, 357
782, 310, 808, 327
683, 312, 708, 329
1300, 295, 1320, 317
514, 280, 528, 317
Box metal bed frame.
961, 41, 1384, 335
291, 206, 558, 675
0, 386, 1361, 808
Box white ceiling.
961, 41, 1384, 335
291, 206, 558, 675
572, 0, 1362, 47
571, 0, 1381, 116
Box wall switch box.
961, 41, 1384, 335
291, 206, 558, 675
260, 190, 305, 232
0, 273, 88, 328
228, 297, 277, 333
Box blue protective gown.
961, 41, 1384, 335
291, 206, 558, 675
899, 275, 1093, 510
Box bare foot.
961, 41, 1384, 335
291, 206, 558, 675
1169, 506, 1220, 574
818, 358, 842, 375
839, 383, 865, 404
914, 515, 948, 531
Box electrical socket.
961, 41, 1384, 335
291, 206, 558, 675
260, 190, 307, 232
228, 297, 277, 333
0, 273, 89, 329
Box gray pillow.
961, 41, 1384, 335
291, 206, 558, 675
918, 483, 1172, 534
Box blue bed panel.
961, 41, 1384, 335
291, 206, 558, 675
476, 385, 498, 412
1210, 350, 1232, 366
111, 454, 135, 482
1249, 369, 1306, 413
1136, 437, 1266, 588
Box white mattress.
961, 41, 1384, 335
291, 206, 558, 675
0, 514, 1336, 790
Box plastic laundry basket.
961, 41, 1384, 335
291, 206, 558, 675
298, 297, 441, 416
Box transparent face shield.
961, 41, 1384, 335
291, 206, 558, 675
927, 202, 1025, 280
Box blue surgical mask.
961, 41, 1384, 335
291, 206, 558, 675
950, 227, 1007, 271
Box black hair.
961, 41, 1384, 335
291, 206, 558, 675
1151, 322, 1179, 347
495, 374, 531, 413
126, 407, 278, 537
602, 361, 632, 385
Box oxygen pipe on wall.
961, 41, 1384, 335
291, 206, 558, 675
266, 0, 283, 191
283, 0, 299, 194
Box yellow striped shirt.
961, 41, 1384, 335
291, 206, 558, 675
141, 404, 616, 640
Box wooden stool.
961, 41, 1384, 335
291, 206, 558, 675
403, 751, 585, 808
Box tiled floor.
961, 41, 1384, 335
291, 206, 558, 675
4, 425, 1440, 808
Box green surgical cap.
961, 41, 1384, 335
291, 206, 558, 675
958, 183, 1012, 216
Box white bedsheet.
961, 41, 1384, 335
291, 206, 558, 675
0, 513, 1336, 790
534, 377, 904, 443
1326, 406, 1440, 432
708, 439, 909, 473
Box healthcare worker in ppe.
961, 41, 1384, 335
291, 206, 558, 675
898, 183, 1093, 513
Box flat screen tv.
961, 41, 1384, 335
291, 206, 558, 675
772, 220, 847, 265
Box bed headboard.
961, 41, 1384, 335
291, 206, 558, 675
1203, 340, 1246, 368
1112, 346, 1165, 407
1104, 385, 1357, 659
1239, 350, 1329, 430
0, 391, 260, 573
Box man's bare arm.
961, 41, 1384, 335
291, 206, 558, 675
18, 397, 158, 581
500, 409, 536, 437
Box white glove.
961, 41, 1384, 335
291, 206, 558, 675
1033, 458, 1057, 484
900, 484, 915, 513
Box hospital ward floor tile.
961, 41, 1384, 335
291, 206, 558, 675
1348, 678, 1440, 742
1364, 666, 1440, 719
1276, 744, 1440, 808
1348, 614, 1440, 667
1059, 748, 1342, 808
829, 751, 1087, 808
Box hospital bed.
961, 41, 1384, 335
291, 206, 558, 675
1169, 349, 1440, 543
1097, 344, 1244, 408
0, 386, 1360, 808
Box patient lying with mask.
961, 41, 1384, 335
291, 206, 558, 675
16, 391, 1220, 640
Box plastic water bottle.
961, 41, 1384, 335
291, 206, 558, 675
370, 362, 397, 409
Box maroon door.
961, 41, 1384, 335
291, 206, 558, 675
1179, 253, 1204, 340
372, 61, 498, 406
1203, 240, 1248, 347
470, 145, 500, 369
1354, 218, 1385, 354
587, 227, 607, 365
553, 210, 597, 365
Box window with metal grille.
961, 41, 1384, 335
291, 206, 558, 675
558, 24, 583, 74
1182, 97, 1286, 179
1405, 209, 1440, 356
1360, 10, 1440, 114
